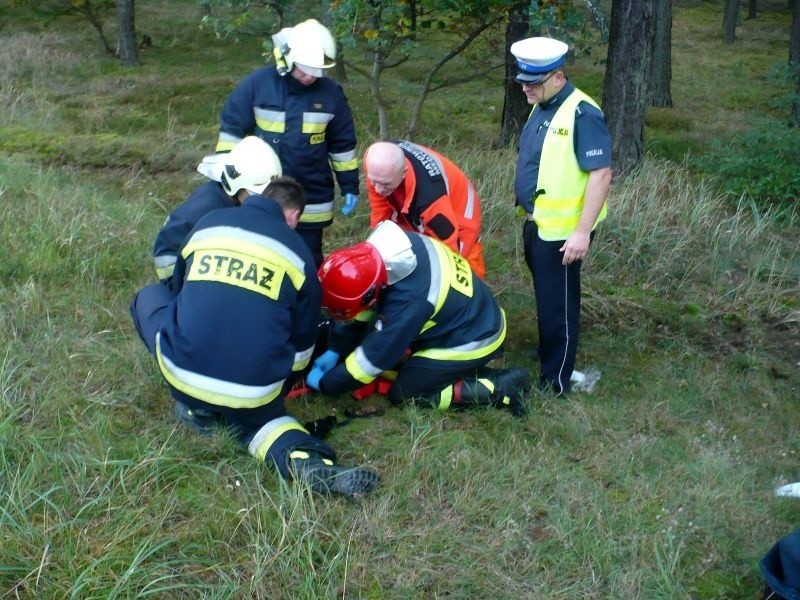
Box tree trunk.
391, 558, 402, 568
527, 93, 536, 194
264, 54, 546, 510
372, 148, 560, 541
649, 0, 672, 107
583, 0, 610, 41
603, 0, 654, 177
747, 0, 757, 19
791, 0, 800, 125
498, 3, 532, 148
723, 0, 738, 43
117, 0, 140, 67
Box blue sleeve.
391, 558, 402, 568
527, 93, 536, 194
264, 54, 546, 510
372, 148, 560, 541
290, 263, 323, 373
325, 84, 359, 196
319, 294, 432, 395
574, 102, 612, 171
219, 69, 261, 140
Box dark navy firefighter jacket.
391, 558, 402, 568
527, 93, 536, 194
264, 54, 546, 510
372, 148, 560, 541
155, 194, 321, 410
152, 181, 236, 287
217, 66, 359, 230
319, 232, 507, 395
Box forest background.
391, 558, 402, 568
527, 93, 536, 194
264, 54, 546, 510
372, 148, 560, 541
0, 0, 798, 598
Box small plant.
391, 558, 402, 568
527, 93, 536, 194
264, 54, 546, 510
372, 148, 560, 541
694, 120, 800, 217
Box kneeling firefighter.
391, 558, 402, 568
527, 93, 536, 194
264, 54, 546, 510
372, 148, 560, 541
306, 220, 532, 414
130, 137, 378, 499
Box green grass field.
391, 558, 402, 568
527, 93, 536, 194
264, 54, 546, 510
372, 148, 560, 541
1, 2, 798, 598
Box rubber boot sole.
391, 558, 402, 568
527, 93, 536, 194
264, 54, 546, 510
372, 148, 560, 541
300, 465, 381, 498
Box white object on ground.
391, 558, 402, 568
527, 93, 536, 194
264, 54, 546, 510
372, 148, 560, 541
776, 482, 800, 498
570, 367, 601, 393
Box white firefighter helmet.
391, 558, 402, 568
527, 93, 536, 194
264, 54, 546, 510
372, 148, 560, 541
196, 151, 229, 182
219, 136, 282, 196
277, 19, 336, 77
366, 220, 417, 284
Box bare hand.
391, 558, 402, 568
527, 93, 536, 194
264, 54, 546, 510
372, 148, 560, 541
559, 231, 591, 265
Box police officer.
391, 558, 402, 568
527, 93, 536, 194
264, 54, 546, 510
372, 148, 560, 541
130, 138, 379, 498
364, 140, 486, 278
307, 220, 531, 414
215, 19, 359, 267
152, 137, 282, 288
510, 37, 613, 396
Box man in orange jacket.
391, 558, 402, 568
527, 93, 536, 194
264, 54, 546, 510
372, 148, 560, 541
364, 140, 486, 278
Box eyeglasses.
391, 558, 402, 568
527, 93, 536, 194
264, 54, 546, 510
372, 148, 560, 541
521, 71, 556, 88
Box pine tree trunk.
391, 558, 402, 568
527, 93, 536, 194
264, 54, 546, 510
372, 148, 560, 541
791, 0, 800, 125
498, 3, 532, 148
603, 0, 654, 177
723, 0, 738, 43
747, 0, 757, 19
117, 0, 140, 67
649, 0, 672, 107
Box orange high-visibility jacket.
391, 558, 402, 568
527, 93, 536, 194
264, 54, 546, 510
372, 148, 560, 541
366, 141, 485, 278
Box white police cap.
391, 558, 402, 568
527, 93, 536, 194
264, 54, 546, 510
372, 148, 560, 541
510, 37, 569, 83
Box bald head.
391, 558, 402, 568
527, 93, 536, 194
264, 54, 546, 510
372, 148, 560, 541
365, 142, 406, 196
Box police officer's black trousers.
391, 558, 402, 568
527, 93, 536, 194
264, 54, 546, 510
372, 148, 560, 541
522, 220, 590, 395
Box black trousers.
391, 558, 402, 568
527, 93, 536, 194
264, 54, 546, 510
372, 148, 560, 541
296, 227, 324, 269
129, 283, 334, 472
386, 351, 501, 406
522, 220, 591, 395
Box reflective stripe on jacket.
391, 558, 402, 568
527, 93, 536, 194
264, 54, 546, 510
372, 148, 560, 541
366, 140, 485, 277
321, 233, 504, 394
216, 66, 358, 229
155, 195, 321, 409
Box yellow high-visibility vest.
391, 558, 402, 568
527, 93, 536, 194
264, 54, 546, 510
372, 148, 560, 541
532, 88, 607, 241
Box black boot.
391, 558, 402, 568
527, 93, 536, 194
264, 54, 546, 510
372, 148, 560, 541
456, 368, 532, 416
174, 401, 222, 435
288, 451, 380, 498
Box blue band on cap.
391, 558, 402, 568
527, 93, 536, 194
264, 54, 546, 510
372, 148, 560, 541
516, 56, 566, 74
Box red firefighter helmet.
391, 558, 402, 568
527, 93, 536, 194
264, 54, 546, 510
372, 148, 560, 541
318, 242, 387, 320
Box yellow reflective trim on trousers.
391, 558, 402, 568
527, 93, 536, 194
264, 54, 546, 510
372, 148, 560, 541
438, 385, 453, 411
289, 450, 333, 465
331, 157, 358, 172
251, 421, 307, 461
414, 309, 507, 362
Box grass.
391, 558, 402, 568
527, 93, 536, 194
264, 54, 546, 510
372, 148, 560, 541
1, 2, 798, 598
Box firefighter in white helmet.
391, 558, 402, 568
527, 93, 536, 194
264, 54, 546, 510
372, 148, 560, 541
131, 147, 379, 499
215, 18, 360, 268
152, 137, 282, 288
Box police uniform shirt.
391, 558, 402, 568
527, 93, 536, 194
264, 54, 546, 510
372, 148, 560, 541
514, 81, 612, 214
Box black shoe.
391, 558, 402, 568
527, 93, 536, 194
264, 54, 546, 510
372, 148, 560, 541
491, 367, 533, 416
291, 455, 380, 498
174, 401, 221, 435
